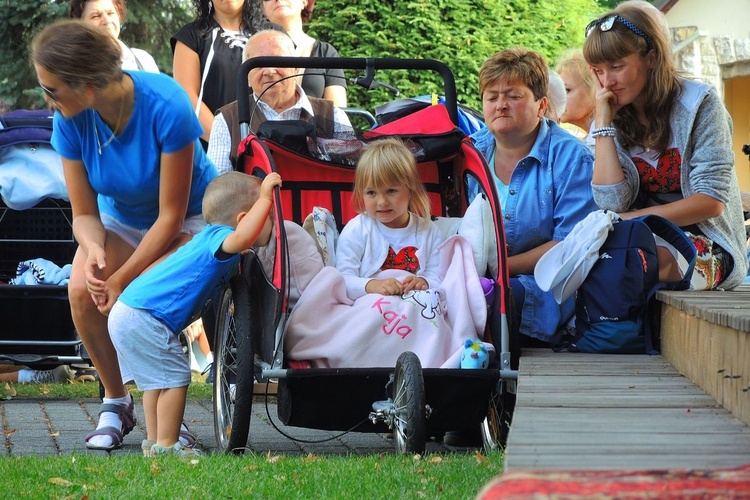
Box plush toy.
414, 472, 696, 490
460, 339, 489, 369
479, 277, 495, 306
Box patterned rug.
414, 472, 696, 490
478, 464, 750, 499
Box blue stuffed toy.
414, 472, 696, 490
460, 339, 489, 369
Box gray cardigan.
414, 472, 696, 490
592, 79, 748, 289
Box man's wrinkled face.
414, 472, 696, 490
246, 36, 299, 105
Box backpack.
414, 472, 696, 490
568, 215, 696, 354
0, 109, 67, 209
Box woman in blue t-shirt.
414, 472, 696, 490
32, 20, 218, 451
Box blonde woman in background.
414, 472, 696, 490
555, 49, 595, 140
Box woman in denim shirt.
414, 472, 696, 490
469, 47, 598, 344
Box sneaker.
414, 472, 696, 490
189, 341, 212, 374
28, 365, 74, 384
150, 442, 202, 458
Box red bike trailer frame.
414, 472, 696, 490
211, 57, 519, 455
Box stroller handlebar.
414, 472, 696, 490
237, 57, 459, 127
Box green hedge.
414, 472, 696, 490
309, 0, 602, 111
0, 0, 604, 112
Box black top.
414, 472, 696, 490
300, 40, 347, 99
171, 21, 250, 114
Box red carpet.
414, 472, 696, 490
478, 463, 750, 499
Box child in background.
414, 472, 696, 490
335, 137, 444, 301
107, 171, 281, 456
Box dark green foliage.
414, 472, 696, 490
308, 0, 602, 110
0, 0, 69, 110
116, 0, 193, 75
597, 0, 621, 9
0, 0, 609, 112
0, 0, 191, 110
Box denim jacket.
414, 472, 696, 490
470, 119, 597, 340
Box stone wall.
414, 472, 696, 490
673, 26, 750, 98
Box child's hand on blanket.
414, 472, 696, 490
365, 277, 404, 296
402, 275, 428, 293
365, 275, 428, 295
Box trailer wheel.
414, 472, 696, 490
392, 351, 426, 454
213, 276, 254, 454
481, 381, 514, 452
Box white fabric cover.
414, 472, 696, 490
534, 209, 618, 304
458, 194, 498, 278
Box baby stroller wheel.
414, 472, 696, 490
392, 351, 427, 454
481, 380, 513, 452
213, 276, 254, 454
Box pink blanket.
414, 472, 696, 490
284, 235, 489, 368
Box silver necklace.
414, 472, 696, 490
95, 92, 125, 155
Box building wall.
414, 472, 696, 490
666, 1, 750, 190
724, 77, 750, 190
666, 0, 750, 41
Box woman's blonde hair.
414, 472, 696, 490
203, 172, 262, 226
31, 19, 122, 90
583, 1, 680, 152
555, 49, 595, 124
352, 138, 431, 225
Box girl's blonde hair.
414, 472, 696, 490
352, 138, 431, 225
583, 1, 680, 152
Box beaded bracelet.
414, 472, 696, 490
591, 126, 616, 138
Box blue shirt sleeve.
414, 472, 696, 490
51, 112, 83, 161
150, 74, 204, 154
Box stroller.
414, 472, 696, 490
211, 57, 519, 454
0, 110, 89, 373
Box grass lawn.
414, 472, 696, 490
0, 379, 506, 498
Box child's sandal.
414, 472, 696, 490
142, 439, 156, 457
150, 442, 203, 459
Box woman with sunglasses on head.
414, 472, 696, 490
69, 0, 159, 73
261, 0, 347, 107
32, 20, 217, 451
583, 0, 747, 289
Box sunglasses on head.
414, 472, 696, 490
39, 82, 59, 102
585, 14, 654, 51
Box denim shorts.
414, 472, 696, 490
108, 301, 190, 391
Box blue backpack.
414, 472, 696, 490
569, 215, 696, 354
